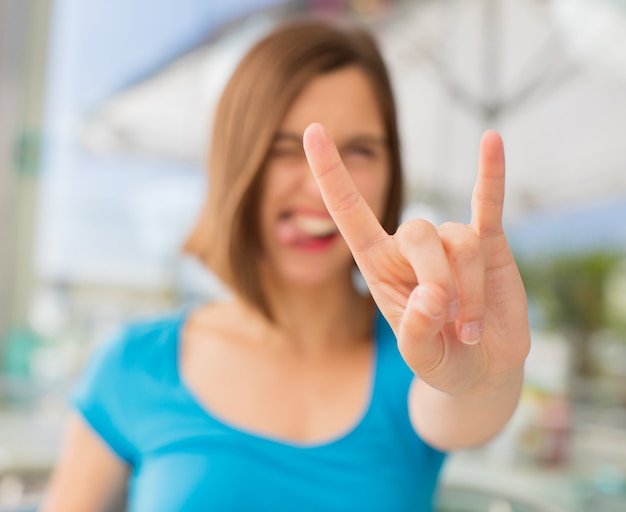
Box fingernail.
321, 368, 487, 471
303, 123, 325, 155
447, 299, 460, 322
410, 286, 444, 320
459, 322, 482, 345
308, 122, 328, 144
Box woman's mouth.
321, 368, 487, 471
291, 214, 337, 238
276, 212, 339, 248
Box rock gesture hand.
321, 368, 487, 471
303, 123, 529, 399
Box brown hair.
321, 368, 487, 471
184, 18, 403, 317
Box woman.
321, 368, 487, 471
42, 18, 530, 512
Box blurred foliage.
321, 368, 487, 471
518, 251, 626, 380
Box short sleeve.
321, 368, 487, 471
70, 329, 138, 464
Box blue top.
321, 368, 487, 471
72, 310, 446, 511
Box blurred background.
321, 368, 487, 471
1, 0, 626, 510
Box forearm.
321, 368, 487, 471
409, 366, 525, 452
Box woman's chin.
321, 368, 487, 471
268, 262, 352, 292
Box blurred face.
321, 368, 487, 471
259, 65, 391, 288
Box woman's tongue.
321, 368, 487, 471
276, 214, 338, 245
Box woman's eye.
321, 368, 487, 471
344, 145, 375, 158
270, 145, 302, 158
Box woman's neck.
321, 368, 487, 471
245, 276, 374, 357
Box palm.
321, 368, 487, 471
304, 124, 529, 395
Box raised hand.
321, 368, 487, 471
303, 123, 529, 397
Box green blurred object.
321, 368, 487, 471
1, 325, 44, 377
14, 130, 42, 177
519, 252, 626, 380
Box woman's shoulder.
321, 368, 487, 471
101, 310, 185, 362
122, 310, 186, 347
72, 310, 186, 392
183, 300, 261, 347
70, 311, 187, 463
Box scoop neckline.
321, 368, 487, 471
172, 308, 382, 451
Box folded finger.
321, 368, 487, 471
438, 222, 485, 344
394, 219, 459, 320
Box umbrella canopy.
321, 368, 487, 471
79, 0, 626, 223
380, 0, 626, 221
80, 14, 278, 166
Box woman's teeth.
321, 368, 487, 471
292, 215, 337, 237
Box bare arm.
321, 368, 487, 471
41, 413, 129, 512
409, 368, 524, 451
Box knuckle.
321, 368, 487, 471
331, 190, 361, 212
475, 188, 504, 208
441, 226, 481, 259
437, 221, 458, 233
396, 218, 437, 244
314, 157, 343, 179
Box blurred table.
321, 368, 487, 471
442, 451, 626, 512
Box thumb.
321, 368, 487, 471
397, 283, 449, 374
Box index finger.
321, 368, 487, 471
470, 130, 506, 238
303, 123, 388, 252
